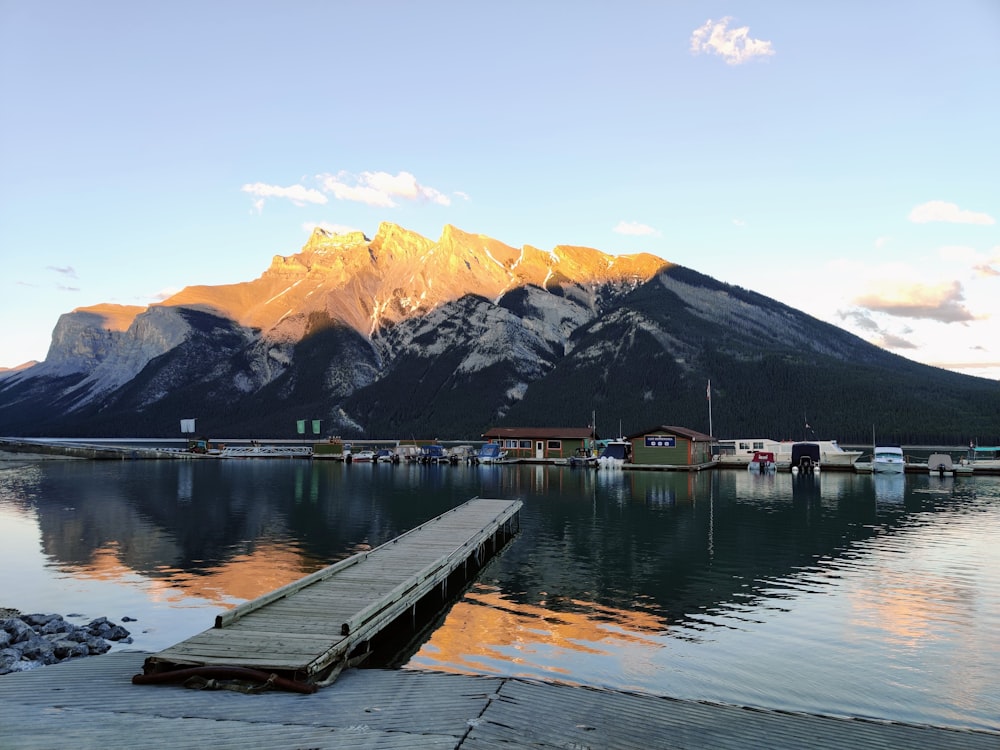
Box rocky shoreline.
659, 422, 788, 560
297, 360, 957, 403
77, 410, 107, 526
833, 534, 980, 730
1, 608, 134, 675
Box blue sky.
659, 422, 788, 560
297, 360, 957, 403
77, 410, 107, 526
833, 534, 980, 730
2, 2, 998, 378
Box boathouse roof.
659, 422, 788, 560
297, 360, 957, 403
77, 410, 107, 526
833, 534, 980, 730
482, 427, 595, 440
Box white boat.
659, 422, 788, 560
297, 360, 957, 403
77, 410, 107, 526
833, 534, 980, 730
448, 445, 476, 462
872, 445, 905, 473
597, 439, 631, 469
375, 449, 398, 463
715, 439, 861, 468
396, 444, 422, 463
474, 443, 508, 464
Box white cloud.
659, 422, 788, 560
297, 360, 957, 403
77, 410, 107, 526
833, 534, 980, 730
908, 200, 995, 225
874, 237, 889, 248
690, 17, 774, 65
242, 171, 454, 211
319, 170, 451, 207
241, 182, 328, 207
854, 279, 976, 323
732, 218, 747, 227
614, 220, 661, 237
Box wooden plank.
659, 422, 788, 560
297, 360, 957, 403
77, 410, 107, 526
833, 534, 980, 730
144, 498, 521, 682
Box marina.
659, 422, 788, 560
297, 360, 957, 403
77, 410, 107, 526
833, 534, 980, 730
4, 435, 1000, 474
2, 456, 999, 734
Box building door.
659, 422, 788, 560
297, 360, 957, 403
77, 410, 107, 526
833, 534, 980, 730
535, 441, 544, 459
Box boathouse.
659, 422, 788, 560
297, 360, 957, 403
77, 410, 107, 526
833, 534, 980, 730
482, 427, 595, 460
626, 425, 714, 467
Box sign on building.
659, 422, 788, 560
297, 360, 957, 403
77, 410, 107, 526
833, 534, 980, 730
644, 435, 676, 448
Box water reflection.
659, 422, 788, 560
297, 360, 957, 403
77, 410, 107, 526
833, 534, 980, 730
873, 473, 905, 504
1, 459, 998, 730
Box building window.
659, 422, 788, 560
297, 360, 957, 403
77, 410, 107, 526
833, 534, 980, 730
506, 439, 518, 449
519, 440, 531, 449
547, 440, 561, 450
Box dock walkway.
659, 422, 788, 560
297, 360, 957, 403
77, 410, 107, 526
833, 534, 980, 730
138, 497, 521, 687
2, 651, 997, 749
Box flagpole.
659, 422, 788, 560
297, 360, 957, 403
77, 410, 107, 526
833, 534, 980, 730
707, 379, 713, 437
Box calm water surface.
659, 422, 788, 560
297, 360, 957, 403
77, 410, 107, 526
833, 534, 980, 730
1, 458, 997, 731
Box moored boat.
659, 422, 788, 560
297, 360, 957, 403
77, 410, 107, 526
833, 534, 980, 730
961, 445, 1000, 472
791, 442, 820, 473
748, 450, 777, 472
568, 447, 599, 468
418, 444, 453, 464
872, 445, 905, 473
597, 438, 631, 469
927, 453, 954, 476
474, 442, 508, 464
715, 438, 861, 468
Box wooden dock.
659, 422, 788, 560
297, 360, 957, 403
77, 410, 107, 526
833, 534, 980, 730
136, 497, 521, 688
3, 651, 998, 749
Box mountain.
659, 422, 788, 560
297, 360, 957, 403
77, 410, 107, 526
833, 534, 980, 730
1, 222, 998, 444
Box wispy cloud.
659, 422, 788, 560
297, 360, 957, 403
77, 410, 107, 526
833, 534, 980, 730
879, 332, 919, 350
244, 171, 453, 211
938, 244, 1000, 277
613, 221, 661, 237
46, 265, 78, 278
319, 171, 450, 208
854, 279, 976, 323
908, 200, 995, 225
690, 17, 774, 65
837, 309, 917, 350
838, 309, 881, 332
241, 182, 328, 210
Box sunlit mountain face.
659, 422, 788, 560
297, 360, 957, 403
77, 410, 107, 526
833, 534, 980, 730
1, 223, 998, 444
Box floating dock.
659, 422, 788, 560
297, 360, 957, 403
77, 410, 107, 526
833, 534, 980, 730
135, 497, 522, 688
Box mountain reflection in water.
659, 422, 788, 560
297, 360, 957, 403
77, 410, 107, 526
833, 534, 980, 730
0, 458, 998, 732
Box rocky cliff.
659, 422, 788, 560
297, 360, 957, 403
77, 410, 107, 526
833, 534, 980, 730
1, 223, 997, 443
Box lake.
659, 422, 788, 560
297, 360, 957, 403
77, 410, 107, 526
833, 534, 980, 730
1, 456, 997, 732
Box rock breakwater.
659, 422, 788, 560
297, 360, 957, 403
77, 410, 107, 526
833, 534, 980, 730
1, 612, 133, 675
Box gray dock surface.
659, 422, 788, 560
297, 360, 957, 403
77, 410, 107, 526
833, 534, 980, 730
1, 651, 997, 749
141, 497, 521, 684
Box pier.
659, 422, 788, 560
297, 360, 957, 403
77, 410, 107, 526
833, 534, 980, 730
3, 651, 997, 749
135, 497, 522, 688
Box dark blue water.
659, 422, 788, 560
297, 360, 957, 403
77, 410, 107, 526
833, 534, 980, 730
1, 458, 997, 731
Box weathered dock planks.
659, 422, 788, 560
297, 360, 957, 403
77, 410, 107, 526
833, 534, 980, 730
3, 652, 998, 750
137, 497, 521, 686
